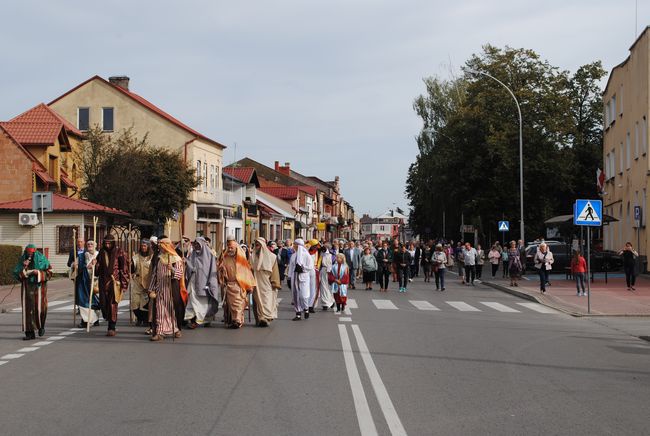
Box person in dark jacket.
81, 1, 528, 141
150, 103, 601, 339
375, 241, 393, 292
394, 244, 412, 293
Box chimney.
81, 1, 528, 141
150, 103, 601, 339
108, 76, 130, 91
277, 161, 291, 176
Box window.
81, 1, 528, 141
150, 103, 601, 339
196, 160, 202, 189
215, 166, 220, 190
77, 107, 89, 131
611, 95, 617, 123
210, 165, 215, 193
635, 122, 640, 159
611, 149, 616, 178
626, 132, 631, 169
604, 103, 609, 126
644, 188, 647, 227
620, 85, 624, 115
619, 143, 624, 174
203, 162, 208, 192
57, 226, 79, 254
102, 107, 114, 131
641, 115, 648, 154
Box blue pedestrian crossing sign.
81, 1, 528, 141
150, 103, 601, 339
574, 199, 602, 226
498, 221, 510, 232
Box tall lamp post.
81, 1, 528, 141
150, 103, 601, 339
467, 69, 525, 243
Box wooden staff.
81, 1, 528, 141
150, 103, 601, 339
128, 224, 134, 325
72, 228, 77, 328
87, 216, 98, 333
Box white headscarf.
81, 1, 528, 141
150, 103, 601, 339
288, 238, 313, 276
252, 237, 277, 273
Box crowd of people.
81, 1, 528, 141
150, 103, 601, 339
22, 233, 638, 341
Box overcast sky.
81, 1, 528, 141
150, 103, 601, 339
1, 1, 647, 216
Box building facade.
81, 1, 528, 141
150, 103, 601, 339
602, 27, 650, 256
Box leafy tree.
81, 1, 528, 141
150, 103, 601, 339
407, 45, 605, 242
76, 127, 200, 225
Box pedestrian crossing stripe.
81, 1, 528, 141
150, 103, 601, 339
574, 199, 602, 226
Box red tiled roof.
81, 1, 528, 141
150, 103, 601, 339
0, 193, 129, 216
49, 75, 225, 149
60, 169, 78, 190
0, 125, 57, 187
1, 103, 77, 146
224, 167, 255, 184
259, 186, 301, 200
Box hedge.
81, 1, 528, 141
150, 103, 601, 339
0, 245, 22, 285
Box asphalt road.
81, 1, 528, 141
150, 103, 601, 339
0, 273, 649, 436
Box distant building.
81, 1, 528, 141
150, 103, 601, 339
359, 209, 409, 241
602, 27, 650, 255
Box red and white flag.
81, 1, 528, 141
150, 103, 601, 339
596, 168, 606, 194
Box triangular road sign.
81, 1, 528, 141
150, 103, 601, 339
498, 221, 509, 231
576, 200, 601, 224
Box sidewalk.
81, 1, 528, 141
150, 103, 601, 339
482, 271, 650, 316
0, 277, 75, 313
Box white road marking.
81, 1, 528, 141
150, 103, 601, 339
58, 331, 77, 336
351, 324, 407, 436
17, 347, 39, 353
372, 299, 398, 310
340, 317, 353, 322
11, 299, 72, 312
516, 302, 558, 314
338, 324, 378, 436
52, 304, 76, 312
446, 301, 481, 312
47, 336, 66, 341
0, 361, 7, 366
480, 302, 520, 313
409, 300, 440, 311
33, 341, 53, 346
344, 307, 352, 315
1, 354, 24, 360
69, 328, 84, 331
347, 298, 358, 309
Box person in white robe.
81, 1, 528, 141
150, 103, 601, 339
250, 237, 281, 327
319, 245, 336, 310
288, 238, 314, 321
184, 237, 219, 328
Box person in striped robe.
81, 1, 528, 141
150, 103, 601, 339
13, 244, 51, 340
148, 238, 187, 341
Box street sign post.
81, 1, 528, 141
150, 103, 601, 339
498, 221, 509, 245
32, 192, 53, 254
573, 199, 603, 314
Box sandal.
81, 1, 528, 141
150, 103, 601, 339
150, 334, 163, 341
174, 331, 182, 338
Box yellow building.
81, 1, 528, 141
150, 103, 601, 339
49, 75, 229, 244
602, 27, 650, 255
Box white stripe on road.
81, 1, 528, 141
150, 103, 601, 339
1, 354, 24, 360
17, 347, 39, 353
446, 301, 481, 312
347, 298, 358, 309
480, 302, 520, 313
33, 341, 53, 346
372, 300, 398, 310
344, 307, 352, 315
516, 302, 558, 314
46, 336, 65, 341
58, 331, 77, 336
338, 324, 378, 436
351, 324, 407, 436
0, 361, 7, 366
340, 317, 352, 322
11, 299, 72, 312
409, 300, 440, 311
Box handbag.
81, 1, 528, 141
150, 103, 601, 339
112, 276, 123, 303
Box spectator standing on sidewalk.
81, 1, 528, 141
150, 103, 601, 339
570, 250, 587, 296
432, 244, 447, 291
462, 242, 478, 286
475, 244, 485, 280
488, 245, 501, 277
501, 248, 509, 278
508, 241, 523, 287
534, 243, 554, 293
455, 242, 465, 284
517, 239, 527, 275
618, 242, 639, 291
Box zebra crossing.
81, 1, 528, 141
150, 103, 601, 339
352, 298, 558, 314
10, 299, 130, 314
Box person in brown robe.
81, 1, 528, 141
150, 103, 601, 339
218, 237, 256, 329
96, 234, 130, 336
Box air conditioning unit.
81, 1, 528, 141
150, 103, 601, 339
19, 213, 39, 226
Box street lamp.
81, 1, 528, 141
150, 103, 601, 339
466, 68, 525, 243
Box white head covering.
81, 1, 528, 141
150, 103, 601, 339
252, 237, 277, 273
288, 238, 313, 275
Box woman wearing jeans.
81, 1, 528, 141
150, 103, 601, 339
618, 242, 639, 291
534, 243, 554, 293
570, 250, 587, 296
432, 244, 447, 291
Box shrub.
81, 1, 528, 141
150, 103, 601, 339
0, 245, 22, 285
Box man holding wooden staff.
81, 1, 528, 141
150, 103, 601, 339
96, 234, 130, 337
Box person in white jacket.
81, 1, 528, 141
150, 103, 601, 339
534, 243, 554, 293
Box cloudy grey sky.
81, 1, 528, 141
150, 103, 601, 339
0, 0, 647, 216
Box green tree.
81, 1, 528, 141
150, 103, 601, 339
407, 45, 605, 242
77, 127, 200, 224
